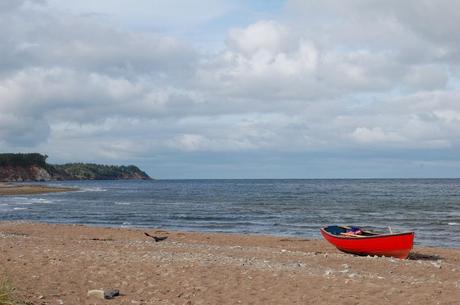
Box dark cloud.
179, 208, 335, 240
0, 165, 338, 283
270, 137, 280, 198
0, 0, 30, 12
0, 114, 49, 146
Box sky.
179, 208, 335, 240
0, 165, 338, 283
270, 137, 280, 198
1, 0, 460, 179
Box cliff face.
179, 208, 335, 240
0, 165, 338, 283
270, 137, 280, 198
0, 153, 151, 182
0, 165, 52, 182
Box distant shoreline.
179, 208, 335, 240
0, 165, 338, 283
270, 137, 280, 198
0, 182, 77, 196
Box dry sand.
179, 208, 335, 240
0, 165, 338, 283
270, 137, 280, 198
0, 222, 459, 305
0, 183, 76, 196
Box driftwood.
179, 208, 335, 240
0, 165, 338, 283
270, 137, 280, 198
144, 232, 168, 242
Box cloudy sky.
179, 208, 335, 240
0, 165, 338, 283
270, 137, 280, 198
1, 0, 460, 178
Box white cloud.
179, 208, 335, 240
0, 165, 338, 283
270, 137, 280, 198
351, 127, 404, 144
227, 21, 291, 56
198, 23, 321, 100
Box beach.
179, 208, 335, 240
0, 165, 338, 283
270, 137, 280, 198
0, 222, 459, 305
0, 183, 76, 196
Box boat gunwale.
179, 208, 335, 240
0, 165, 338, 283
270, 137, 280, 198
320, 227, 414, 240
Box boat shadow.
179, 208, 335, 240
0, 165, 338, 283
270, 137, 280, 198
408, 252, 442, 261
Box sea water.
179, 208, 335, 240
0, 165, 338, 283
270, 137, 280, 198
1, 179, 459, 248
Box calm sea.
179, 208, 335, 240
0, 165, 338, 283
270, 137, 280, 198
1, 179, 459, 248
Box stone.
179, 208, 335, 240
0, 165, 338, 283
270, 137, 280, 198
104, 289, 120, 299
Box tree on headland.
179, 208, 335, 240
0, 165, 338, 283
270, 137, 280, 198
0, 153, 48, 167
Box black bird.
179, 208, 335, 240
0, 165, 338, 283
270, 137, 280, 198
144, 232, 168, 242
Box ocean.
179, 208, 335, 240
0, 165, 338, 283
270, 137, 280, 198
1, 179, 459, 248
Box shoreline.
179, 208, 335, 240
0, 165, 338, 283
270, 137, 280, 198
0, 182, 77, 196
1, 222, 459, 304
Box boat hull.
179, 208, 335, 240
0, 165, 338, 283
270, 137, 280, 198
320, 226, 414, 259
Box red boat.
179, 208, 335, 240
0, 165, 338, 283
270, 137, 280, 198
320, 225, 414, 259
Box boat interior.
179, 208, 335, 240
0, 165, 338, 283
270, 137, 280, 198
324, 225, 381, 237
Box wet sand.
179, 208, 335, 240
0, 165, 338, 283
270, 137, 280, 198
0, 222, 459, 305
0, 183, 76, 196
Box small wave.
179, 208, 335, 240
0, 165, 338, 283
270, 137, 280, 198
114, 202, 131, 205
79, 187, 107, 192
447, 222, 460, 226
121, 222, 132, 228
17, 198, 53, 205
13, 207, 28, 211
9, 197, 28, 200
32, 198, 53, 203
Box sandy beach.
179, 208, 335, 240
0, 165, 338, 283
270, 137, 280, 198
0, 222, 459, 305
0, 183, 76, 196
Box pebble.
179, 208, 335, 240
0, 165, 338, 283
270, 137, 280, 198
431, 261, 442, 269
324, 269, 333, 276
